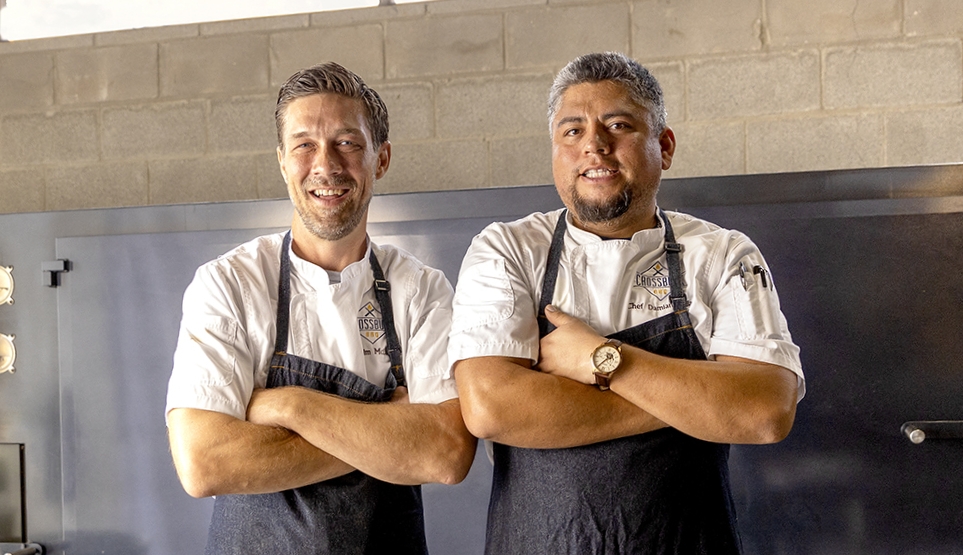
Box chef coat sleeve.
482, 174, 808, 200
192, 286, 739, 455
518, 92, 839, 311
706, 231, 806, 400
165, 261, 259, 422
403, 265, 460, 405
447, 225, 540, 369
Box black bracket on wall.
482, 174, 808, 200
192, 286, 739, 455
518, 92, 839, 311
42, 259, 71, 288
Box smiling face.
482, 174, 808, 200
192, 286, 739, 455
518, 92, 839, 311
277, 93, 390, 246
551, 80, 675, 238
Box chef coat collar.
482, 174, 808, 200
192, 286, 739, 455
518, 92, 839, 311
287, 235, 374, 289
563, 208, 668, 250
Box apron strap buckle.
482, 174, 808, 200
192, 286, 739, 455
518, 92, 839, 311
389, 360, 407, 387
374, 279, 391, 292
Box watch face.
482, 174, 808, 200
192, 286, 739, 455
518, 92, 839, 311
592, 344, 621, 373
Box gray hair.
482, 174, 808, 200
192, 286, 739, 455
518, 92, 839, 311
548, 52, 666, 134
275, 62, 389, 147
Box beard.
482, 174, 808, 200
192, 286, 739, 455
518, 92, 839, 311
293, 175, 370, 241
570, 186, 633, 224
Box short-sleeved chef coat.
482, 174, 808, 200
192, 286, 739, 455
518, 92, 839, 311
449, 208, 804, 395
166, 232, 458, 421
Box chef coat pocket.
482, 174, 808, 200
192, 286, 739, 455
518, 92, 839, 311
726, 267, 781, 340
179, 316, 238, 387
451, 258, 515, 333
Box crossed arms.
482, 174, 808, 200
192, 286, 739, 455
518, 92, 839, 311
454, 305, 799, 450
168, 389, 475, 498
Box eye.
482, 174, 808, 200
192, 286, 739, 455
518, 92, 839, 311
562, 127, 581, 137
287, 139, 313, 152
336, 138, 364, 151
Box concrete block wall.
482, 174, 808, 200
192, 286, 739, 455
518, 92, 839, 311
1, 0, 963, 214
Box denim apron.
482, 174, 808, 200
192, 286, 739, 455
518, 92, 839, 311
485, 210, 741, 555
206, 232, 428, 555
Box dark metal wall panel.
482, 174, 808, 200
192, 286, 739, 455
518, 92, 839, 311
1, 165, 963, 554
690, 207, 963, 554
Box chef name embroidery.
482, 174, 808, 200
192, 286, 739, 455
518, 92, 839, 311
358, 302, 386, 355
632, 261, 671, 310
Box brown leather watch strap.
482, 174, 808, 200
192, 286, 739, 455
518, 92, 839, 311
594, 370, 614, 390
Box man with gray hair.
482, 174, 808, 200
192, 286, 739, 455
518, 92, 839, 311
166, 62, 475, 555
450, 52, 805, 553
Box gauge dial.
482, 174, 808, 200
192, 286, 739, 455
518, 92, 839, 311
0, 333, 15, 374
0, 265, 13, 305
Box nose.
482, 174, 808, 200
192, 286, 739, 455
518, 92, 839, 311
311, 144, 343, 178
583, 126, 611, 155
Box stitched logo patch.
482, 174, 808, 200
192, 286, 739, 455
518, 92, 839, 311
634, 261, 670, 301
358, 301, 385, 345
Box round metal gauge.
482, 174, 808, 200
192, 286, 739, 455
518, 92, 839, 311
0, 265, 13, 305
0, 333, 15, 374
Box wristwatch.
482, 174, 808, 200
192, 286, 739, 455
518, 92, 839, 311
591, 338, 623, 390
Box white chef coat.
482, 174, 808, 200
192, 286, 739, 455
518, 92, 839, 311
449, 208, 805, 398
166, 232, 458, 421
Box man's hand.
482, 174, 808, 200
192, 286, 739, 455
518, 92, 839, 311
247, 386, 291, 427
248, 385, 410, 428
390, 386, 410, 404
537, 304, 606, 385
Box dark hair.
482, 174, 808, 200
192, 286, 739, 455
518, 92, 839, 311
548, 52, 666, 133
275, 62, 389, 147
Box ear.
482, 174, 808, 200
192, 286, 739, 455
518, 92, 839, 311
277, 146, 288, 183
375, 141, 391, 180
659, 126, 676, 171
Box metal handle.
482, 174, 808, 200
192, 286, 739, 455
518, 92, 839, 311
902, 421, 963, 444
0, 543, 43, 555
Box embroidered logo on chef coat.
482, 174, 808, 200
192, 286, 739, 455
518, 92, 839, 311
358, 302, 385, 345
634, 261, 670, 301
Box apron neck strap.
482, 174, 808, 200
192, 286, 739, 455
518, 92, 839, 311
537, 212, 568, 337
368, 249, 406, 387
274, 231, 294, 355
537, 209, 693, 337
273, 232, 406, 387
659, 209, 690, 313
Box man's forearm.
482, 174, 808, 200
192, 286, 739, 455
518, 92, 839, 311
535, 305, 799, 445
167, 407, 354, 498
455, 357, 667, 449
248, 389, 476, 486
609, 350, 799, 444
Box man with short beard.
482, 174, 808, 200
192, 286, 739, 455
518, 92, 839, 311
449, 52, 806, 554
165, 62, 475, 555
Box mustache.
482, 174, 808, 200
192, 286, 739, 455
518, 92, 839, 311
304, 174, 357, 189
